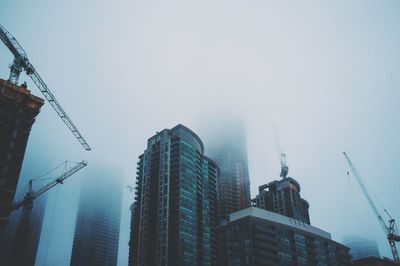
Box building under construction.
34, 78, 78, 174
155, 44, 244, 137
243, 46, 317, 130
0, 24, 90, 266
0, 78, 44, 237
252, 152, 310, 224
253, 177, 311, 224
218, 154, 352, 265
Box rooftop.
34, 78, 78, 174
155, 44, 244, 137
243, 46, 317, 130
0, 78, 44, 109
229, 207, 331, 240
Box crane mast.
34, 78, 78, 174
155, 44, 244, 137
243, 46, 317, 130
273, 124, 288, 178
9, 160, 87, 265
343, 152, 400, 261
0, 24, 91, 151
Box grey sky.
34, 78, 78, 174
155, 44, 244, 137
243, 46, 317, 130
1, 0, 400, 263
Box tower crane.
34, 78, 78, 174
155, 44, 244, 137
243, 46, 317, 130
0, 24, 91, 151
343, 152, 400, 262
273, 124, 288, 178
9, 160, 87, 265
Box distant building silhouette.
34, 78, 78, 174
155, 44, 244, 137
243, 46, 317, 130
343, 234, 380, 260
129, 124, 219, 266
0, 193, 47, 266
70, 166, 122, 266
217, 207, 352, 265
200, 115, 251, 222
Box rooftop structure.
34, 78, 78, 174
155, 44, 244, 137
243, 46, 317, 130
217, 207, 352, 266
230, 207, 327, 239
253, 176, 310, 224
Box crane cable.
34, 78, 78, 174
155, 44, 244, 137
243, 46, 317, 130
346, 168, 389, 219
32, 161, 68, 181
14, 161, 69, 203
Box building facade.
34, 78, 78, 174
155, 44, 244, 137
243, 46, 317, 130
253, 177, 310, 224
217, 207, 352, 266
70, 166, 122, 266
200, 115, 251, 222
0, 79, 44, 236
129, 124, 219, 266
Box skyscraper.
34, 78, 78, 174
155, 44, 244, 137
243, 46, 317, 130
200, 115, 251, 222
129, 124, 219, 266
0, 79, 44, 236
70, 166, 123, 266
252, 159, 310, 224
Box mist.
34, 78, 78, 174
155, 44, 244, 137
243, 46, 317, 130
1, 0, 399, 264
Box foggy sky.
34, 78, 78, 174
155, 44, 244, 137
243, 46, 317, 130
1, 0, 400, 264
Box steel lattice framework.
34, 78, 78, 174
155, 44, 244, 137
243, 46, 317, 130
0, 24, 91, 151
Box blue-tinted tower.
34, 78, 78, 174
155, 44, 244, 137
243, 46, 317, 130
129, 124, 219, 266
70, 166, 122, 266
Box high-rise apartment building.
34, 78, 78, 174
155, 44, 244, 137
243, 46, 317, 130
252, 159, 310, 224
0, 79, 44, 236
129, 124, 219, 266
200, 115, 251, 221
70, 166, 122, 266
217, 207, 352, 266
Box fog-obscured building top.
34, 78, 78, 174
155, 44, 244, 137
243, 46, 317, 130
199, 114, 251, 221
70, 166, 123, 266
343, 234, 380, 260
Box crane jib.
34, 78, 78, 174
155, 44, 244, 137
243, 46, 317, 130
343, 152, 400, 261
0, 24, 91, 151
